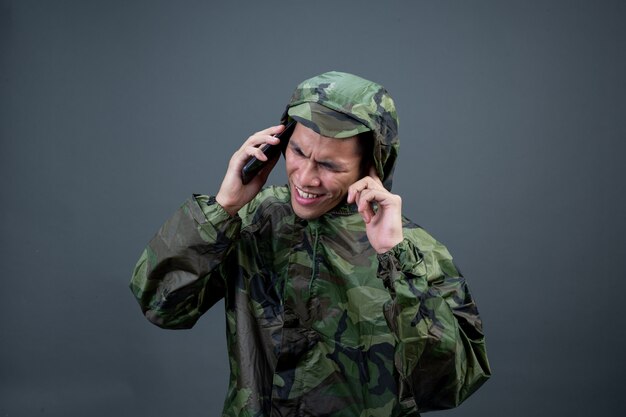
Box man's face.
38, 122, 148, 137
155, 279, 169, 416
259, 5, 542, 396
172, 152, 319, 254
285, 123, 362, 220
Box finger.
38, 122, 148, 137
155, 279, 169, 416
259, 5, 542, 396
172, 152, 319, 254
348, 176, 384, 202
356, 189, 381, 208
368, 166, 384, 186
346, 188, 356, 204
254, 152, 281, 182
255, 124, 286, 137
242, 125, 285, 148
242, 134, 281, 150
359, 187, 394, 213
245, 145, 271, 162
230, 142, 271, 171
359, 202, 375, 224
354, 189, 378, 223
348, 180, 369, 204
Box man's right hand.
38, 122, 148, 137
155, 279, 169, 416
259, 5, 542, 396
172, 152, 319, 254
215, 124, 286, 216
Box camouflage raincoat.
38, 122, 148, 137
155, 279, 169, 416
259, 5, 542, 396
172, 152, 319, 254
130, 71, 490, 416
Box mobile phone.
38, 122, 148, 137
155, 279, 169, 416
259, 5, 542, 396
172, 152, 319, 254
241, 120, 296, 184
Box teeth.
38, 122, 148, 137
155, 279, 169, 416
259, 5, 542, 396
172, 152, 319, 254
296, 187, 319, 199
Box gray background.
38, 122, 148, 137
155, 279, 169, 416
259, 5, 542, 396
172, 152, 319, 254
1, 1, 625, 416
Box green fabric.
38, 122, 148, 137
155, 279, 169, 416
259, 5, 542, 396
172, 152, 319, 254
130, 71, 491, 416
287, 102, 371, 139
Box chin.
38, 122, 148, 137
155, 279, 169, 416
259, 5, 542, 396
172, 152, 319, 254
291, 205, 321, 220
290, 199, 323, 220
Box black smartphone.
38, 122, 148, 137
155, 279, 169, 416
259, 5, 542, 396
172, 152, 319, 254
241, 120, 296, 184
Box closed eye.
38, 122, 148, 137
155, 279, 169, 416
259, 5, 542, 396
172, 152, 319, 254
319, 161, 340, 171
290, 143, 306, 157
289, 142, 346, 172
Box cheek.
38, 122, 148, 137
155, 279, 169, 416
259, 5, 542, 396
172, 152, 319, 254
324, 175, 354, 195
284, 155, 296, 176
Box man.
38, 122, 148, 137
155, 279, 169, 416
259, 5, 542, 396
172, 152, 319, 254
130, 71, 491, 416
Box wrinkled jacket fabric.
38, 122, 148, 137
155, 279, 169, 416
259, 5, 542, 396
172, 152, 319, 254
130, 71, 490, 416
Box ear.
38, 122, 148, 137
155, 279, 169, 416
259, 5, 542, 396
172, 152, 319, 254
368, 166, 383, 185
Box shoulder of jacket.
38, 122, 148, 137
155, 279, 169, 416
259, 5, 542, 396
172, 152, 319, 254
402, 219, 463, 279
402, 219, 453, 259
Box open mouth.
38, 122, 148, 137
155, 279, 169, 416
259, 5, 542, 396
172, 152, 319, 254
295, 186, 321, 200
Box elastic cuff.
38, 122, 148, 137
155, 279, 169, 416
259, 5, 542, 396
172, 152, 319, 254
193, 194, 239, 224
378, 239, 426, 276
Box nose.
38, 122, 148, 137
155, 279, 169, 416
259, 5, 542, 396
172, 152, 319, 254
299, 160, 321, 187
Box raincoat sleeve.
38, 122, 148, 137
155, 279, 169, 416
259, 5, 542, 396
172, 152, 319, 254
129, 195, 241, 329
377, 234, 491, 412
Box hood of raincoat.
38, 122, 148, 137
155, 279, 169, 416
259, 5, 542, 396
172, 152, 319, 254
280, 71, 399, 191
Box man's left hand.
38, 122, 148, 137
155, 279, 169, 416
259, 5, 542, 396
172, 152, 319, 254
347, 167, 403, 254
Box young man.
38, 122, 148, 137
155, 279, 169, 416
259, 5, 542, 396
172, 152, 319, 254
130, 71, 490, 416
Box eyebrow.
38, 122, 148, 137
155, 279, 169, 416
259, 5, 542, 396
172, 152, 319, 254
290, 141, 347, 171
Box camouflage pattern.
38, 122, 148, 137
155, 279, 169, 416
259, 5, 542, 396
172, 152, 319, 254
130, 71, 490, 416
287, 102, 371, 139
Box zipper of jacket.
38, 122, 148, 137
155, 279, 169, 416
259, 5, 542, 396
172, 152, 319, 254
308, 221, 320, 294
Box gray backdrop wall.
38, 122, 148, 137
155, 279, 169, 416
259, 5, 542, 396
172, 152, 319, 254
2, 1, 625, 416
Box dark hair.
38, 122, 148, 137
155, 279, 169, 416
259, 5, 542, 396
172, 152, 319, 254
357, 131, 375, 178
